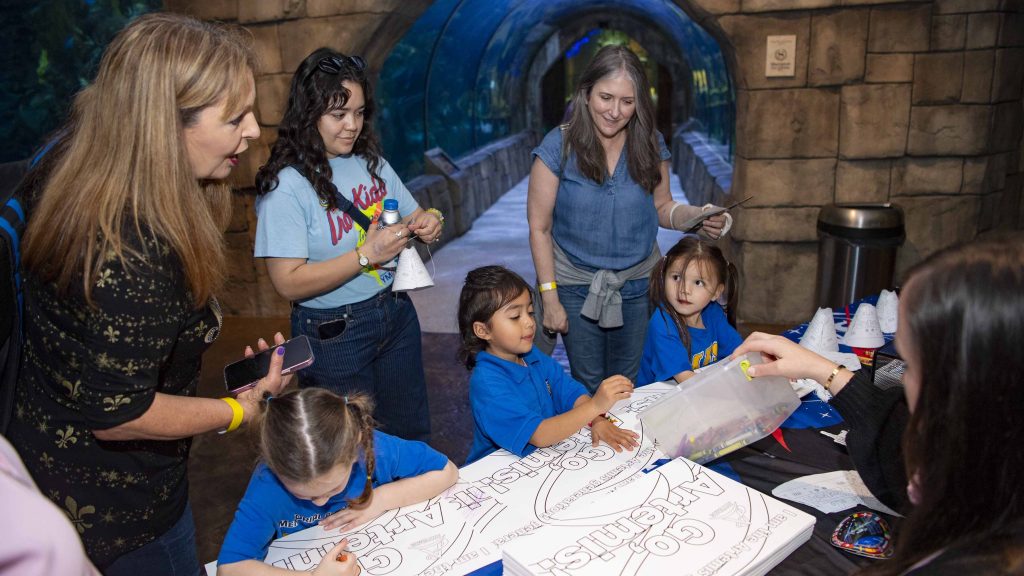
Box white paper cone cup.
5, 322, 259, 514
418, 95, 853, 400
877, 290, 899, 333
841, 303, 885, 348
392, 246, 434, 292
800, 307, 839, 352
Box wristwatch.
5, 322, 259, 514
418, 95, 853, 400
356, 249, 369, 267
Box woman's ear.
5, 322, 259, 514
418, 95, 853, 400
473, 321, 491, 342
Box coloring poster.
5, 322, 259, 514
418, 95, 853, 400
259, 423, 666, 575
208, 381, 800, 576
502, 458, 816, 576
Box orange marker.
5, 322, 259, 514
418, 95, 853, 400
337, 552, 348, 562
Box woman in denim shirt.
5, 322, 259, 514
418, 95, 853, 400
527, 45, 730, 392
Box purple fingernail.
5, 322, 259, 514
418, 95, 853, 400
276, 346, 285, 356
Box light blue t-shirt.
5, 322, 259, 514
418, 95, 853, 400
531, 127, 671, 273
217, 430, 448, 565
254, 155, 419, 308
637, 303, 743, 386
467, 347, 590, 464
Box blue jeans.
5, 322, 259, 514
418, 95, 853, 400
559, 283, 651, 394
292, 290, 431, 443
102, 503, 201, 576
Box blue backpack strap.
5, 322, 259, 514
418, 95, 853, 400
1, 163, 28, 435
0, 196, 24, 310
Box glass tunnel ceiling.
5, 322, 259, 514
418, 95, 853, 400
378, 0, 734, 181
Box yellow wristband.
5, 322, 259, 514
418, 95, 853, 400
824, 365, 842, 392
538, 281, 557, 293
426, 208, 445, 226
219, 397, 244, 434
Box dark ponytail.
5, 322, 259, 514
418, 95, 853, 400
458, 266, 532, 369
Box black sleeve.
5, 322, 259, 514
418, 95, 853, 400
830, 370, 911, 513
78, 243, 190, 429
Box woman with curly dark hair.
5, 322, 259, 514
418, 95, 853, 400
254, 48, 443, 443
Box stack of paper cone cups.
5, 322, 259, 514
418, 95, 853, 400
876, 290, 899, 333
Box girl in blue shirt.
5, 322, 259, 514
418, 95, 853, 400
458, 266, 639, 464
217, 389, 457, 575
638, 237, 742, 386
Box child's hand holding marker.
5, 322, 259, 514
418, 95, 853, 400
318, 539, 360, 575
591, 375, 634, 412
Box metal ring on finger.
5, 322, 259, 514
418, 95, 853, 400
395, 230, 403, 238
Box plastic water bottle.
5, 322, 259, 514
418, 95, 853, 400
378, 198, 401, 270
379, 198, 401, 228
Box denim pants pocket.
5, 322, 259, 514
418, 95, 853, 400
291, 294, 431, 442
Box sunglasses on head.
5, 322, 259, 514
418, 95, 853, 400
317, 54, 367, 74
831, 511, 894, 559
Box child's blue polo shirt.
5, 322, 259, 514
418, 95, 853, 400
637, 303, 743, 386
467, 347, 589, 464
217, 430, 447, 565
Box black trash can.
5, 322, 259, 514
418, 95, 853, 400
816, 203, 905, 309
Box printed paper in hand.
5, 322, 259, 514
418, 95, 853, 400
772, 470, 901, 516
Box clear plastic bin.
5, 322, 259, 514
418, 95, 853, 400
638, 352, 800, 464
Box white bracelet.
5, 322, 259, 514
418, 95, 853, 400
669, 202, 688, 231
701, 203, 734, 238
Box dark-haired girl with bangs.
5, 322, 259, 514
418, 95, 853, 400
638, 236, 741, 386
254, 48, 445, 443
458, 265, 639, 464
216, 388, 456, 575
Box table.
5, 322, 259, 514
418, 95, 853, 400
471, 297, 897, 575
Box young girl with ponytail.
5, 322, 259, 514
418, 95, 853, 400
217, 388, 456, 575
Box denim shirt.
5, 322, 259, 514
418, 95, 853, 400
532, 127, 670, 300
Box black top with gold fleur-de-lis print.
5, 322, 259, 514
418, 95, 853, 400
6, 233, 220, 566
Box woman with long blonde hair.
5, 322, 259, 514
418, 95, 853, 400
7, 13, 290, 574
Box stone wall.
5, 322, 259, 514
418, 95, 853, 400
682, 0, 1024, 324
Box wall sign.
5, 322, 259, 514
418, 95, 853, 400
765, 35, 797, 77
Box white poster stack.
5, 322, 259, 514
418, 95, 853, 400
503, 458, 815, 576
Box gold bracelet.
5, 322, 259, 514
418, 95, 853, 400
538, 281, 557, 293
824, 365, 842, 392
219, 397, 244, 434
426, 208, 445, 226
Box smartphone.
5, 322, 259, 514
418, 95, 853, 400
223, 335, 314, 396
